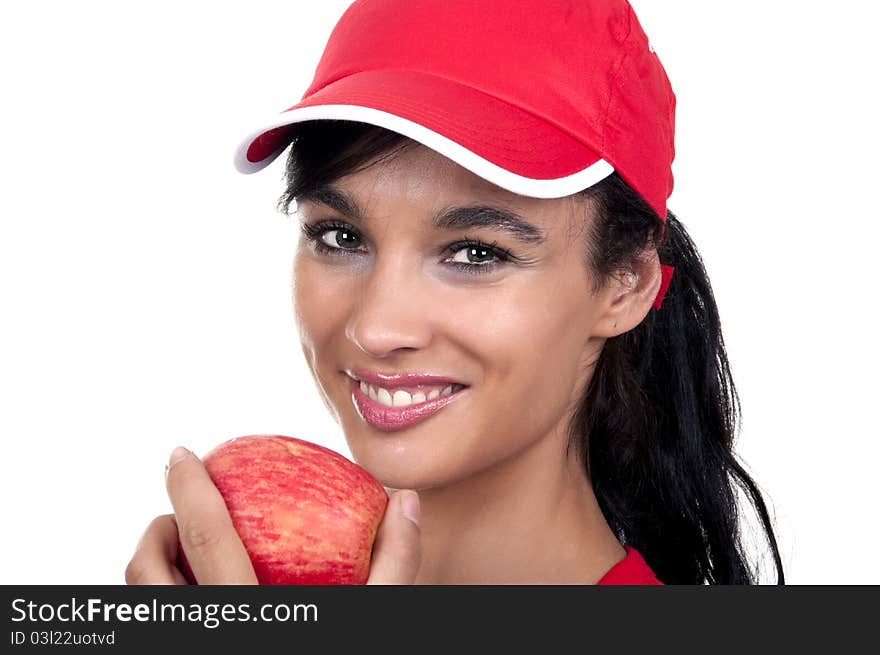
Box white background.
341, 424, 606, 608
1, 1, 877, 584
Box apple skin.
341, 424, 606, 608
178, 435, 388, 585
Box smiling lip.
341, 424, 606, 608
347, 368, 467, 390
349, 377, 467, 432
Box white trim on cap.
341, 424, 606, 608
233, 104, 614, 199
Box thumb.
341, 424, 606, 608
367, 490, 421, 585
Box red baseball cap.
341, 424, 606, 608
234, 0, 676, 309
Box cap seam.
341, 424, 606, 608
600, 6, 636, 161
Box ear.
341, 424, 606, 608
591, 248, 662, 338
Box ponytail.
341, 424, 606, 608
572, 173, 785, 584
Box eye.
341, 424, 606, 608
300, 220, 519, 276
300, 220, 365, 255
444, 241, 505, 268
321, 227, 362, 250
319, 226, 363, 250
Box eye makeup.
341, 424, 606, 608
299, 219, 534, 276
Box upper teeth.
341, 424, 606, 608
359, 381, 463, 407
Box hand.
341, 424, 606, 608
125, 447, 422, 585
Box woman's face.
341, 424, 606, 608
293, 142, 611, 490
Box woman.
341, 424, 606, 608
126, 0, 784, 585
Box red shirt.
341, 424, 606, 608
596, 546, 663, 585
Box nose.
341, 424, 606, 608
345, 254, 433, 358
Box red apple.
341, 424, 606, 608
178, 434, 388, 585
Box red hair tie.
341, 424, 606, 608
652, 264, 675, 310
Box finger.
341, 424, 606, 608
367, 490, 421, 585
165, 446, 257, 585
125, 514, 188, 585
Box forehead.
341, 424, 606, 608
329, 142, 588, 236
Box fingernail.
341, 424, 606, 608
400, 490, 420, 528
168, 446, 190, 470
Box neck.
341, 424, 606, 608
411, 426, 625, 584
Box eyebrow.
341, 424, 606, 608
297, 186, 546, 245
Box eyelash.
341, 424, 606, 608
300, 219, 518, 276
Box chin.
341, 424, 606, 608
349, 455, 444, 492
347, 439, 492, 493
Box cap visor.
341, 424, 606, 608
234, 69, 613, 199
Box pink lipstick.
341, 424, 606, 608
349, 376, 467, 432
347, 368, 466, 389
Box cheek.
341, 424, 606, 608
292, 255, 363, 421
475, 276, 596, 432
292, 254, 350, 353
449, 279, 594, 443
472, 275, 593, 382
